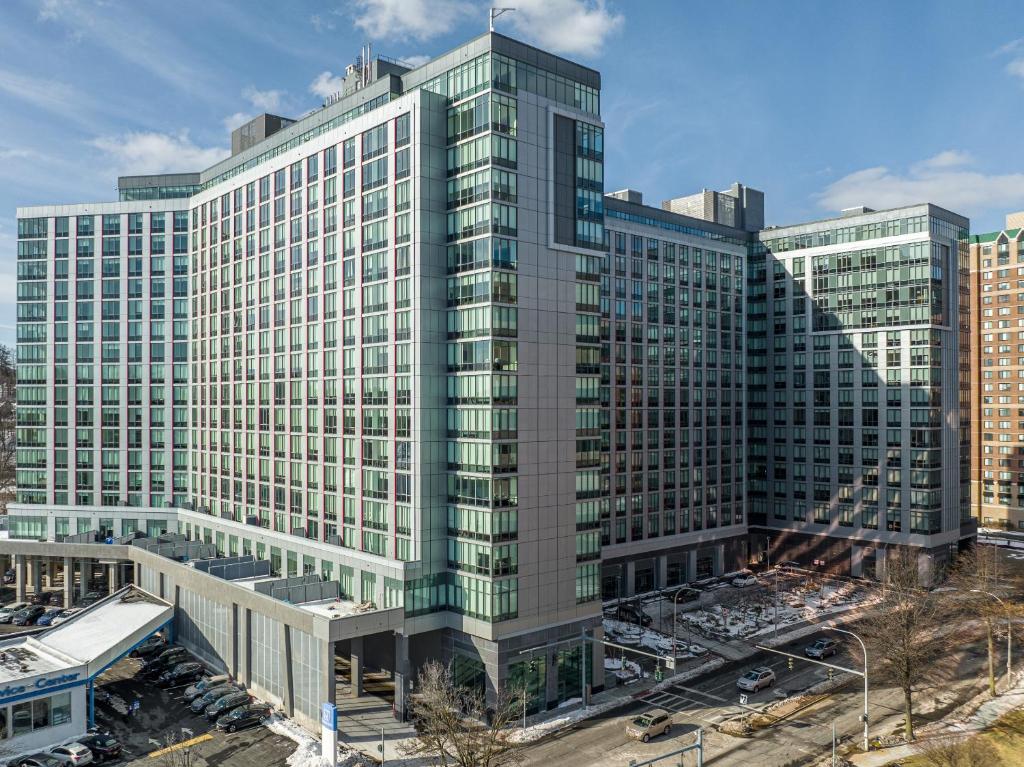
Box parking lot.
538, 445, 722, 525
91, 657, 297, 767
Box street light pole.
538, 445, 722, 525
671, 584, 690, 661
825, 626, 869, 753
971, 589, 1012, 687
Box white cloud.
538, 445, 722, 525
222, 112, 252, 133
90, 131, 227, 175
509, 0, 623, 58
0, 68, 81, 120
400, 54, 432, 69
310, 71, 345, 100
243, 86, 285, 113
1007, 57, 1024, 80
817, 151, 1024, 216
310, 13, 336, 33
350, 0, 475, 42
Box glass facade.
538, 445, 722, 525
16, 206, 189, 509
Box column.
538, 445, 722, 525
394, 633, 410, 721
79, 561, 88, 601
657, 555, 668, 590
350, 636, 364, 698
63, 557, 73, 609
321, 639, 337, 710
107, 563, 117, 595
14, 554, 26, 603
280, 622, 294, 716
686, 550, 697, 583
30, 558, 42, 596
238, 608, 251, 686
42, 559, 51, 589
623, 560, 636, 597
544, 649, 559, 709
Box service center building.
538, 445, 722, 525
0, 588, 172, 756
0, 642, 87, 753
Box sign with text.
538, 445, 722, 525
321, 702, 338, 766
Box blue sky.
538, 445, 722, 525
2, 0, 1024, 347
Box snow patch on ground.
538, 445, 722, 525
266, 715, 370, 767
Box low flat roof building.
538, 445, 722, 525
0, 587, 171, 757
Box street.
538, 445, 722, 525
519, 622, 994, 767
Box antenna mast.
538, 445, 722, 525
489, 7, 515, 32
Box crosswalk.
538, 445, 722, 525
635, 686, 744, 725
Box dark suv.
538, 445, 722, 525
615, 603, 653, 626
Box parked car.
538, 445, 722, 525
804, 638, 839, 659
204, 690, 250, 721
614, 603, 653, 627
737, 666, 776, 693
48, 743, 93, 765
12, 605, 48, 626
732, 575, 758, 588
76, 734, 122, 763
0, 602, 30, 623
14, 755, 63, 767
158, 662, 205, 687
76, 591, 105, 607
49, 608, 81, 626
35, 607, 66, 627
190, 684, 239, 713
2, 569, 14, 584
183, 674, 234, 703
625, 708, 672, 742
215, 703, 272, 732
139, 647, 189, 677
132, 634, 167, 658
31, 591, 56, 606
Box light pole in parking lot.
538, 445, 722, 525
824, 626, 869, 753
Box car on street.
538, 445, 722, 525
48, 743, 94, 765
0, 602, 30, 623
190, 684, 239, 713
13, 755, 63, 767
614, 603, 653, 626
35, 607, 67, 627
731, 575, 758, 588
132, 634, 167, 658
49, 608, 81, 626
215, 703, 273, 732
737, 666, 776, 692
625, 708, 672, 742
158, 661, 205, 687
805, 638, 839, 659
12, 605, 48, 626
204, 690, 251, 720
668, 587, 701, 603
76, 734, 122, 763
183, 674, 234, 703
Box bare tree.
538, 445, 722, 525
400, 660, 525, 767
859, 548, 953, 741
157, 732, 200, 767
912, 733, 999, 767
945, 545, 1024, 696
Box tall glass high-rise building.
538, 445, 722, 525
13, 31, 976, 724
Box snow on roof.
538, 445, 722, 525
297, 598, 378, 619
39, 587, 172, 666
0, 639, 79, 684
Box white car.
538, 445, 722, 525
49, 608, 82, 626
737, 666, 776, 692
732, 575, 758, 588
49, 743, 94, 765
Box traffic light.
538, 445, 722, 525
787, 657, 794, 671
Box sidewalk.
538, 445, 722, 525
848, 672, 1024, 767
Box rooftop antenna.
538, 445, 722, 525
489, 7, 515, 32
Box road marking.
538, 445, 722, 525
148, 733, 213, 758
